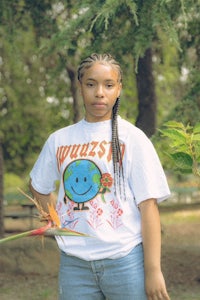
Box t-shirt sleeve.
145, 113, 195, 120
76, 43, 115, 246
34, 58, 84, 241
128, 130, 170, 205
30, 135, 59, 194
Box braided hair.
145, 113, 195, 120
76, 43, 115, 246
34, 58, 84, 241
78, 53, 125, 199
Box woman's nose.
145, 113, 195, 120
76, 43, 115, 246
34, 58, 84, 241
96, 85, 104, 97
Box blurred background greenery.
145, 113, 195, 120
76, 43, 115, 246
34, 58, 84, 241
0, 0, 200, 209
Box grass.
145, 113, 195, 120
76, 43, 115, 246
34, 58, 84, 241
161, 209, 200, 224
169, 287, 200, 300
160, 203, 200, 300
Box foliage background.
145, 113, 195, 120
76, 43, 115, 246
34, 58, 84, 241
0, 0, 200, 201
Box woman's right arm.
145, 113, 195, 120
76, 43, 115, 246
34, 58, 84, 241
29, 180, 57, 215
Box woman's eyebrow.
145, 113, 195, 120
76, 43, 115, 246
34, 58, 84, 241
85, 78, 96, 82
85, 78, 118, 83
86, 78, 116, 82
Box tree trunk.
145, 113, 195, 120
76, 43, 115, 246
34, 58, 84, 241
0, 140, 4, 237
66, 64, 82, 123
135, 48, 157, 137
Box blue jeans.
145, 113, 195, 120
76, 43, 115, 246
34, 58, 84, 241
58, 243, 147, 300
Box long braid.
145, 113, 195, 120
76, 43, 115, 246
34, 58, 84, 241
112, 97, 126, 199
112, 98, 120, 171
78, 53, 125, 200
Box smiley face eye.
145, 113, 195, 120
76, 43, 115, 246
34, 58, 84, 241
75, 177, 87, 183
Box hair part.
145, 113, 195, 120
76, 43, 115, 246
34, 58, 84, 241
78, 53, 125, 199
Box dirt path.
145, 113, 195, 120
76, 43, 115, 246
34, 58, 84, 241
0, 237, 59, 300
0, 204, 200, 300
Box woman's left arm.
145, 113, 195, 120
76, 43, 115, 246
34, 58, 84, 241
139, 198, 170, 300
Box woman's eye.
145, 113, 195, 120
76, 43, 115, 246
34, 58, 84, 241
86, 83, 94, 87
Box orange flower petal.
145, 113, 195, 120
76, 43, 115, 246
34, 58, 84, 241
47, 203, 61, 228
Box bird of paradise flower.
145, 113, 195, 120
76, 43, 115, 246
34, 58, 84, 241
0, 188, 88, 244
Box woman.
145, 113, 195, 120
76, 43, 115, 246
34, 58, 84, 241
30, 53, 170, 300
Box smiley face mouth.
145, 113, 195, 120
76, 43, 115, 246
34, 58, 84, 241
71, 185, 92, 196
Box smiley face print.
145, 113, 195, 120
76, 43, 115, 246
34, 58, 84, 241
63, 159, 102, 210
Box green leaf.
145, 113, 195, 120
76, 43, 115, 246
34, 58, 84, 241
163, 121, 185, 129
160, 128, 186, 144
192, 134, 200, 142
169, 143, 189, 154
169, 152, 193, 170
193, 123, 200, 134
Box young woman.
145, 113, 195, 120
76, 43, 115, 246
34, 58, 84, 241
30, 53, 171, 300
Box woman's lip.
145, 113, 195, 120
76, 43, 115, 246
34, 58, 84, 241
92, 102, 106, 107
93, 105, 106, 110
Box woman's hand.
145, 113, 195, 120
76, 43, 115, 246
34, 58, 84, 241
145, 269, 170, 300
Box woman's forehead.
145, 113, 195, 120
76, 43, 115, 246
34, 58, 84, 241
82, 62, 120, 81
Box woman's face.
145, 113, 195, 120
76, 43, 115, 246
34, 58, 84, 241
79, 62, 122, 122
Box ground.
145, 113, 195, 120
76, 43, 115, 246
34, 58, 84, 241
0, 203, 200, 300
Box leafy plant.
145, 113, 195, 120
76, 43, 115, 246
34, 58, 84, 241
160, 121, 200, 179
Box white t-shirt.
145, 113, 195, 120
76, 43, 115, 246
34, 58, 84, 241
30, 117, 170, 261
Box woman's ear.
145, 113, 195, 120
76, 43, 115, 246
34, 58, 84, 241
118, 82, 122, 97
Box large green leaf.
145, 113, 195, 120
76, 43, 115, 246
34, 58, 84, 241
160, 128, 187, 144
169, 152, 193, 170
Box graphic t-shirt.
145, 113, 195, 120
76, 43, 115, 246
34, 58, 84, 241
30, 117, 170, 261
